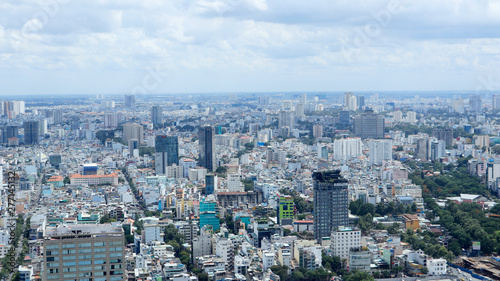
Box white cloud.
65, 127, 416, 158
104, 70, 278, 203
1, 0, 500, 94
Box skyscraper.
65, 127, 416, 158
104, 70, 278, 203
469, 94, 482, 113
368, 139, 393, 165
432, 128, 453, 146
354, 110, 385, 139
23, 120, 39, 145
125, 94, 136, 108
1, 125, 18, 144
357, 95, 365, 109
493, 95, 500, 110
151, 105, 162, 125
155, 135, 179, 175
43, 224, 125, 281
70, 116, 80, 131
313, 170, 348, 243
104, 112, 119, 128
123, 123, 143, 144
199, 126, 216, 171
278, 110, 295, 129
338, 110, 350, 129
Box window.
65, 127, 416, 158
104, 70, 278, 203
78, 249, 92, 253
94, 265, 106, 270
47, 263, 60, 268
94, 260, 106, 264
47, 275, 60, 280
109, 253, 122, 258
62, 250, 76, 254
79, 267, 92, 271
63, 244, 75, 248
94, 254, 106, 259
46, 257, 59, 261
46, 250, 59, 255
109, 241, 122, 246
62, 255, 76, 260
93, 242, 105, 247
63, 262, 76, 266
62, 268, 76, 273
63, 274, 76, 278
79, 255, 92, 260
78, 243, 91, 248
110, 247, 122, 252
46, 245, 59, 250
94, 248, 106, 253
78, 261, 91, 266
79, 272, 92, 277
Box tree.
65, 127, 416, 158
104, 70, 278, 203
344, 270, 375, 281
197, 273, 209, 281
215, 166, 227, 174
270, 265, 289, 281
421, 266, 429, 274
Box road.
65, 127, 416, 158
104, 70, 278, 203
449, 266, 484, 281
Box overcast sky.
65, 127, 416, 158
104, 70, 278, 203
1, 0, 500, 95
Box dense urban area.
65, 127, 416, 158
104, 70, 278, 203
1, 92, 500, 281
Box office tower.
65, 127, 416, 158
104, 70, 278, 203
300, 94, 307, 104
278, 110, 295, 129
104, 112, 118, 129
357, 96, 365, 109
393, 111, 403, 122
205, 174, 217, 195
39, 119, 48, 135
406, 111, 417, 123
469, 94, 482, 113
313, 124, 323, 138
23, 120, 39, 145
368, 140, 393, 165
199, 199, 220, 231
338, 111, 350, 129
70, 116, 80, 131
296, 103, 305, 117
199, 126, 217, 171
493, 95, 500, 110
354, 110, 385, 139
123, 123, 143, 144
344, 92, 354, 109
333, 138, 362, 161
416, 138, 430, 161
53, 109, 63, 124
277, 194, 294, 224
348, 96, 357, 111
430, 140, 446, 161
1, 125, 18, 144
124, 94, 136, 108
155, 135, 179, 175
83, 163, 98, 175
385, 102, 395, 111
151, 105, 162, 126
43, 224, 125, 281
258, 96, 269, 105
432, 129, 453, 146
313, 170, 348, 243
49, 155, 62, 168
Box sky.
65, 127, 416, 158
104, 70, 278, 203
1, 0, 500, 95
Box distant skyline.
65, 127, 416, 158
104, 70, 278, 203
1, 0, 500, 95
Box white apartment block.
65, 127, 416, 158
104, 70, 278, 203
333, 138, 362, 161
331, 227, 361, 260
368, 140, 393, 165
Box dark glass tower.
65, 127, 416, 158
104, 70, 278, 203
313, 170, 348, 243
199, 126, 216, 171
155, 135, 179, 175
151, 105, 162, 125
23, 120, 39, 145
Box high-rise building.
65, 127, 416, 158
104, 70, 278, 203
469, 94, 482, 113
296, 103, 305, 117
432, 128, 453, 146
330, 226, 361, 259
493, 95, 500, 110
123, 123, 143, 144
313, 124, 323, 138
151, 105, 162, 126
277, 194, 294, 224
357, 96, 365, 109
451, 99, 464, 113
344, 92, 354, 109
125, 94, 136, 108
23, 120, 39, 145
354, 110, 385, 139
282, 100, 293, 110
278, 110, 295, 129
205, 174, 217, 195
338, 110, 350, 129
430, 140, 446, 161
70, 116, 80, 131
406, 111, 417, 123
1, 125, 18, 144
416, 138, 430, 161
43, 224, 125, 281
199, 199, 219, 231
393, 111, 403, 122
155, 135, 179, 175
333, 138, 362, 161
368, 140, 393, 165
313, 170, 349, 243
199, 126, 216, 171
104, 113, 119, 129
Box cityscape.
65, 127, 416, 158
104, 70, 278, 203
0, 92, 499, 281
2, 1, 500, 281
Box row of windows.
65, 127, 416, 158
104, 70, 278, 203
46, 241, 123, 250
